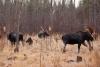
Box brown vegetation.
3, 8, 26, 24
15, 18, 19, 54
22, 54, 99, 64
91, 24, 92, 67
0, 35, 99, 67
0, 0, 99, 66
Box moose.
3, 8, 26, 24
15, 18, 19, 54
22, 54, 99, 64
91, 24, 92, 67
26, 37, 33, 45
62, 31, 94, 53
7, 32, 24, 46
38, 31, 49, 38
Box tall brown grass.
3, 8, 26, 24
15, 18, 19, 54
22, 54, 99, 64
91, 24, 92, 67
0, 35, 100, 67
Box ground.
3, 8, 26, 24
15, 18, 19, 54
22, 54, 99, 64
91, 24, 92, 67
0, 35, 100, 67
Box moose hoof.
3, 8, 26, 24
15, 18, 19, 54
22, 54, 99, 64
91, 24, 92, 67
63, 49, 66, 53
91, 47, 93, 50
89, 47, 93, 52
14, 47, 19, 53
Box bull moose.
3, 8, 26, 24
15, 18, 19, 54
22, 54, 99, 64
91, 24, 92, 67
38, 31, 49, 38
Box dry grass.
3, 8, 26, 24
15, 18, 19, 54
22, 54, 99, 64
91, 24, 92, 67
0, 35, 100, 67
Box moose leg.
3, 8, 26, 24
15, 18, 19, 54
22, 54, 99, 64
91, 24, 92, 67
14, 45, 19, 53
63, 44, 67, 53
91, 42, 93, 50
11, 42, 15, 47
78, 44, 81, 53
87, 41, 93, 51
10, 42, 14, 51
82, 42, 87, 47
11, 42, 13, 47
22, 41, 24, 46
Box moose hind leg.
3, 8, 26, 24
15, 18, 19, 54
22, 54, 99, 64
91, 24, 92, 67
62, 40, 67, 53
63, 43, 67, 53
63, 45, 66, 52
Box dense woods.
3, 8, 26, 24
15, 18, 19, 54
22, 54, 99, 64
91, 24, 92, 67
0, 0, 100, 34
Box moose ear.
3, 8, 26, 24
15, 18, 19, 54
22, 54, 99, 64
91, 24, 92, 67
92, 32, 98, 40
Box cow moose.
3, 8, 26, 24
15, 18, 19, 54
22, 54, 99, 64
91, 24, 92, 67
26, 37, 33, 45
7, 32, 24, 46
62, 31, 94, 53
38, 31, 49, 38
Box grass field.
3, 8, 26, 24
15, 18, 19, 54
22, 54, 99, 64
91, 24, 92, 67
0, 35, 100, 67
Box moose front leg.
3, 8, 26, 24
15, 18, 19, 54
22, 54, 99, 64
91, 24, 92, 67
87, 41, 93, 51
82, 42, 87, 47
